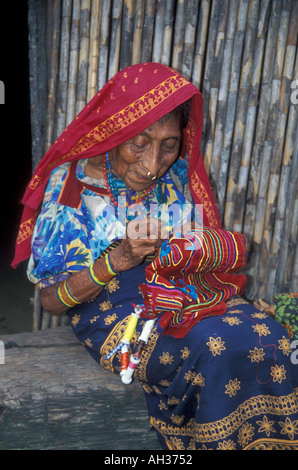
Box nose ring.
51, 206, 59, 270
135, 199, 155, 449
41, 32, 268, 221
147, 171, 157, 181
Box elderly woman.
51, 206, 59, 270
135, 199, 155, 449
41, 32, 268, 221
13, 63, 298, 450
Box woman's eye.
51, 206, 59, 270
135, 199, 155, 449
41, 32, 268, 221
163, 140, 179, 152
132, 138, 147, 150
134, 143, 146, 149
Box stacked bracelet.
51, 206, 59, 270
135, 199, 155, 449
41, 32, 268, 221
89, 252, 118, 286
57, 253, 118, 307
104, 252, 118, 276
89, 263, 107, 286
57, 280, 81, 308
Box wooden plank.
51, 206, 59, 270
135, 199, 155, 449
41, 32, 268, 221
0, 327, 160, 450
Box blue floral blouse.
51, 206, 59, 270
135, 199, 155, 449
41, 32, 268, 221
27, 158, 195, 288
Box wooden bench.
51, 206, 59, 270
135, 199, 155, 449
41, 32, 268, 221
0, 326, 160, 450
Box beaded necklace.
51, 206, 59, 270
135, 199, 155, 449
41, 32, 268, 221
103, 152, 156, 207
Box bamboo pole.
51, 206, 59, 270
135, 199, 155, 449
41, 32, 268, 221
160, 0, 175, 66
131, 0, 145, 65
120, 0, 135, 69
55, 0, 72, 138
192, 0, 211, 91
97, 0, 112, 90
213, 0, 247, 221
87, 0, 100, 101
140, 0, 156, 62
242, 0, 271, 251
224, 0, 259, 231
76, 0, 91, 114
172, 0, 187, 72
269, 1, 298, 296
44, 0, 62, 152
181, 0, 199, 80
108, 0, 123, 79
201, 0, 223, 177
257, 0, 291, 300
66, 0, 80, 125
152, 0, 165, 63
204, 0, 230, 212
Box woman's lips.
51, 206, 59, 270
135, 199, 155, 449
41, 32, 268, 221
131, 170, 150, 182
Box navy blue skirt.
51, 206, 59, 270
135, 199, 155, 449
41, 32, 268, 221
68, 263, 298, 450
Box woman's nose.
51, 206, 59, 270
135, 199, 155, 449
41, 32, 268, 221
143, 144, 161, 176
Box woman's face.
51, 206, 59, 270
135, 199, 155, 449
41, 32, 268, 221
109, 115, 182, 191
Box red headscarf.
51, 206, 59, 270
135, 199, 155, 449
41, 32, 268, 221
12, 62, 221, 268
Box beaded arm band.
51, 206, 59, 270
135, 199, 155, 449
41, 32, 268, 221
89, 252, 118, 286
57, 280, 81, 308
57, 253, 118, 308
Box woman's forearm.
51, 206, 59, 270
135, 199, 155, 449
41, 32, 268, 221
40, 254, 116, 316
40, 225, 162, 316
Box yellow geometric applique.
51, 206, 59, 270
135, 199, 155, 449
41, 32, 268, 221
252, 323, 271, 337
71, 314, 81, 327
222, 316, 243, 326
247, 347, 265, 363
225, 378, 241, 397
279, 417, 298, 440
159, 351, 174, 365
278, 336, 292, 356
99, 300, 112, 312
206, 336, 226, 356
104, 313, 118, 325
237, 422, 254, 447
256, 415, 276, 437
180, 347, 190, 360
271, 364, 286, 383
105, 278, 120, 293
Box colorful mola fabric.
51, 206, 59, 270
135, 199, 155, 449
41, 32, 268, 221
139, 228, 248, 338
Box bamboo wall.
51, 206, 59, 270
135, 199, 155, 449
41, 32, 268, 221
27, 0, 298, 328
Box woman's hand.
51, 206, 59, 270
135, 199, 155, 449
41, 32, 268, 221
109, 217, 165, 272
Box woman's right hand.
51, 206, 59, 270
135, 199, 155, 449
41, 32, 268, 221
109, 217, 165, 272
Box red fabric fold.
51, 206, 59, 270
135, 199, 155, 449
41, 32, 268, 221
139, 228, 248, 338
